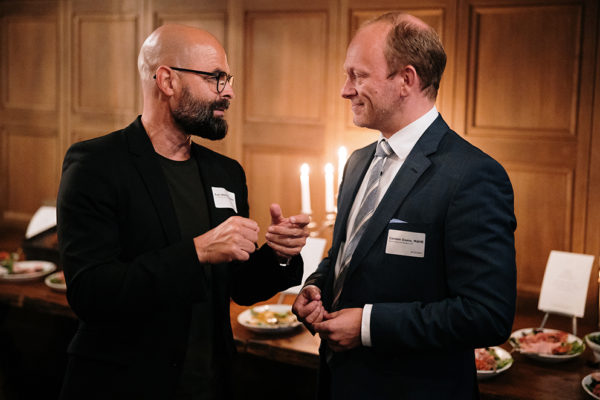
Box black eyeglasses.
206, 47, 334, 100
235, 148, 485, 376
154, 66, 234, 93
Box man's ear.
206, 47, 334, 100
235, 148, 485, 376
396, 65, 419, 97
154, 66, 176, 96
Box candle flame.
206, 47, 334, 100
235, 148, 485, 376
300, 163, 310, 175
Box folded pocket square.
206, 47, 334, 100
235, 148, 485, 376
389, 218, 407, 224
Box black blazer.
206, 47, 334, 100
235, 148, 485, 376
305, 116, 516, 400
57, 117, 302, 399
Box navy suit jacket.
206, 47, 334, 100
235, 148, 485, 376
57, 117, 302, 399
305, 116, 516, 399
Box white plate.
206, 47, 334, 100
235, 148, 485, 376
582, 373, 600, 399
509, 327, 584, 363
237, 304, 301, 333
476, 346, 514, 380
0, 260, 56, 282
44, 271, 66, 292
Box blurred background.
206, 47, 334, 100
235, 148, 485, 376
0, 0, 599, 398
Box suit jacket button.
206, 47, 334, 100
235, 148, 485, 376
171, 362, 178, 368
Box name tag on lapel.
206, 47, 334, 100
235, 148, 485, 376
386, 229, 425, 257
211, 187, 237, 213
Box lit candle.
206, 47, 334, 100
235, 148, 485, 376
337, 146, 348, 188
300, 163, 312, 214
324, 163, 335, 213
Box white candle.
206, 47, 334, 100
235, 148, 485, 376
324, 163, 335, 213
337, 146, 348, 188
300, 163, 312, 214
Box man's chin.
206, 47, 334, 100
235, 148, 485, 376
352, 116, 369, 129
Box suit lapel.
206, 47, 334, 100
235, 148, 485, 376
126, 117, 181, 244
332, 143, 376, 250
345, 116, 450, 276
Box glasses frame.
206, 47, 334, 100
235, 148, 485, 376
154, 66, 234, 93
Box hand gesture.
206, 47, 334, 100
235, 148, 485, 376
313, 308, 363, 352
265, 203, 310, 258
292, 285, 325, 329
193, 216, 259, 264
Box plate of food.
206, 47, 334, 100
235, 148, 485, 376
582, 372, 600, 399
237, 304, 301, 333
44, 270, 66, 292
0, 260, 56, 282
509, 327, 584, 362
475, 346, 513, 380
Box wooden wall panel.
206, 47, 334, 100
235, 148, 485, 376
0, 2, 60, 226
457, 0, 598, 323
4, 17, 57, 111
244, 12, 327, 124
72, 15, 138, 114
6, 132, 58, 220
509, 166, 573, 293
469, 5, 581, 137
242, 9, 332, 236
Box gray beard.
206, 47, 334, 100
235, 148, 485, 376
172, 87, 229, 140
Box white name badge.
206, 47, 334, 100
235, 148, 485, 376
211, 187, 237, 213
386, 229, 425, 258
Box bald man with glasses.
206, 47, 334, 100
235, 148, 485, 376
57, 24, 309, 400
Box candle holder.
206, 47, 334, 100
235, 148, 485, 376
308, 212, 336, 237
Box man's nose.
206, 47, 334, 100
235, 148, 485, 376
340, 78, 356, 99
221, 80, 235, 100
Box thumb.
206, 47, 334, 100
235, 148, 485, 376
270, 203, 284, 224
323, 310, 337, 320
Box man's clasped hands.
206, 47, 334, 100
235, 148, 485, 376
293, 285, 363, 352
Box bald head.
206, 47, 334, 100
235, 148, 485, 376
138, 24, 226, 83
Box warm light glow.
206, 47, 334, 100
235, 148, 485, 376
324, 163, 335, 213
300, 163, 312, 214
300, 163, 310, 175
337, 146, 348, 188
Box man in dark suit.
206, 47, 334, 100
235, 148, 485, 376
57, 25, 309, 399
292, 12, 516, 399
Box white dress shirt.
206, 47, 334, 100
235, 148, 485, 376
337, 106, 439, 347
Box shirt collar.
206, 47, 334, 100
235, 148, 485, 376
379, 106, 439, 161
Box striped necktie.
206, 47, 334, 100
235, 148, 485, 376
331, 139, 393, 308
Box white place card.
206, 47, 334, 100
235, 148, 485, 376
538, 250, 595, 317
284, 237, 327, 294
26, 206, 57, 239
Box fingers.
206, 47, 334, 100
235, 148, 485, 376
264, 238, 306, 257
266, 224, 308, 237
303, 302, 325, 325
289, 213, 311, 227
303, 285, 322, 302
229, 216, 260, 233
269, 203, 284, 225
194, 216, 260, 264
227, 216, 259, 244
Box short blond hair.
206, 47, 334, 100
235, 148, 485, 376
364, 12, 446, 99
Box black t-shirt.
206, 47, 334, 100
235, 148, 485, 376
158, 155, 217, 399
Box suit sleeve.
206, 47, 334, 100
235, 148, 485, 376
58, 142, 208, 323
370, 156, 517, 353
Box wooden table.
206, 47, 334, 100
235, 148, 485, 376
0, 279, 74, 319
230, 294, 320, 369
1, 281, 599, 399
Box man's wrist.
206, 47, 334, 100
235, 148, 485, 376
277, 255, 291, 267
